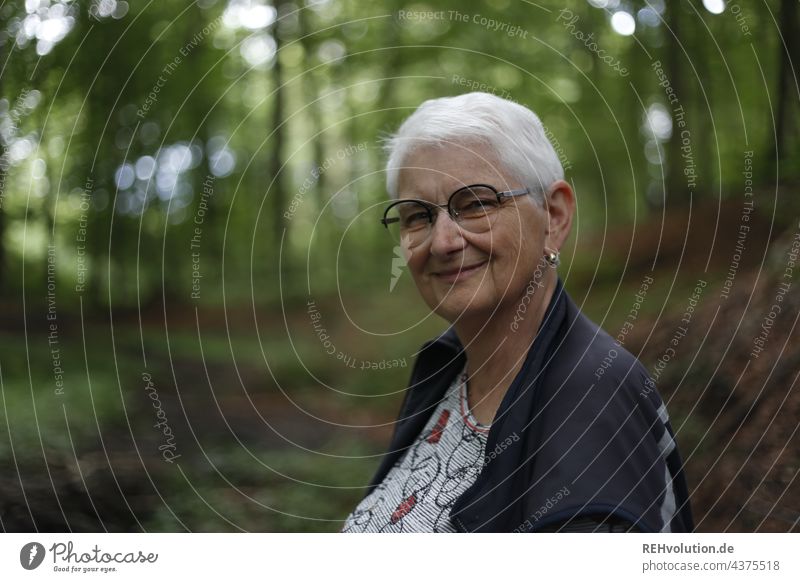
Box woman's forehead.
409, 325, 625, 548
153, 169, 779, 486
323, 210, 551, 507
396, 144, 513, 200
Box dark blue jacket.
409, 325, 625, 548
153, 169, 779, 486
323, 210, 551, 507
364, 278, 694, 532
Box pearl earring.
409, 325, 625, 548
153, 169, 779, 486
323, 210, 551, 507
544, 249, 560, 267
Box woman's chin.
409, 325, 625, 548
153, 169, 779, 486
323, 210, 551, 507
431, 290, 494, 322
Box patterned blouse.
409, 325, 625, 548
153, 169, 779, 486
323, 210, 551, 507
343, 364, 637, 533
343, 364, 488, 532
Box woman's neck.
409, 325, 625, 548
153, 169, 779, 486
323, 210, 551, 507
452, 274, 556, 425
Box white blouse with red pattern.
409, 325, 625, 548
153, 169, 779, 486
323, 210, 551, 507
342, 364, 489, 533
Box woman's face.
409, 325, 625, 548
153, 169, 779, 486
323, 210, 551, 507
395, 142, 552, 323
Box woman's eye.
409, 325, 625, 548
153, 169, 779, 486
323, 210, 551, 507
403, 212, 428, 227
464, 199, 498, 211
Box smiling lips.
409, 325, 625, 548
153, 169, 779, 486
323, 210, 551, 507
434, 260, 488, 282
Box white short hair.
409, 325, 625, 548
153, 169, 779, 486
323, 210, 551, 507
384, 92, 564, 204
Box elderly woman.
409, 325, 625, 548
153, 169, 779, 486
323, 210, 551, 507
343, 92, 693, 533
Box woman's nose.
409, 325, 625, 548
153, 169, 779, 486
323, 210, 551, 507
428, 211, 466, 256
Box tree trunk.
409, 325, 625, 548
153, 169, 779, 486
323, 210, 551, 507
0, 43, 7, 295
0, 161, 6, 295
666, 1, 689, 207
298, 6, 326, 216
770, 0, 798, 169
269, 8, 286, 251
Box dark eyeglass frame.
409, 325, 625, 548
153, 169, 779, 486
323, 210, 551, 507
380, 183, 531, 230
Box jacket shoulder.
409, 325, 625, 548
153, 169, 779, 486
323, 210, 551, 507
557, 305, 653, 399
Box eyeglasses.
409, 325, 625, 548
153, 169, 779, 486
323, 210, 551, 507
381, 184, 530, 249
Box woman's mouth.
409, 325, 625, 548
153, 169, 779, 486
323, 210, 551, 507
434, 260, 488, 283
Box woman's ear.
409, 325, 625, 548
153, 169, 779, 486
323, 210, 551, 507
543, 179, 575, 250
